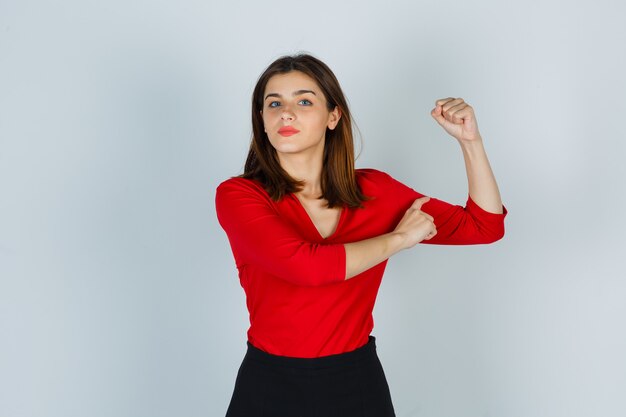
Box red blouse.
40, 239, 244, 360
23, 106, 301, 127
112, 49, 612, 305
216, 169, 507, 358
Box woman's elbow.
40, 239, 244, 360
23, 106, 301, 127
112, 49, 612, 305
480, 227, 505, 244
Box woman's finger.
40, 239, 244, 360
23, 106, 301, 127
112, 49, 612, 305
411, 197, 430, 210
441, 98, 465, 112
435, 97, 456, 107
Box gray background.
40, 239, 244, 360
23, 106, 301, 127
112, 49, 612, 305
1, 0, 625, 416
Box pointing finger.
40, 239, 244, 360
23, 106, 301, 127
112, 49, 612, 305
411, 196, 431, 210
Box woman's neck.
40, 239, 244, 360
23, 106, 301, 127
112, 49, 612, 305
278, 153, 324, 198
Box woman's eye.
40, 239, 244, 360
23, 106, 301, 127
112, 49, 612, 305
299, 99, 312, 105
268, 101, 280, 108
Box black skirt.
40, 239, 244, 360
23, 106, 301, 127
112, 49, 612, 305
225, 336, 395, 417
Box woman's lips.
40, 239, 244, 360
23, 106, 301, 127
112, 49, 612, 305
278, 126, 300, 137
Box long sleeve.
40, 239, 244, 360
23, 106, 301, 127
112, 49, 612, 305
426, 194, 507, 244
215, 178, 346, 287
361, 169, 507, 245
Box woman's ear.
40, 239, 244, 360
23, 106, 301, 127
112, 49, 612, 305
327, 107, 342, 130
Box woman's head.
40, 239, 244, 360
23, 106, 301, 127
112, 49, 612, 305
244, 53, 364, 208
260, 70, 341, 163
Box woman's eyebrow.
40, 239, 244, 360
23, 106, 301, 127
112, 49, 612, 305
293, 89, 316, 96
264, 90, 317, 100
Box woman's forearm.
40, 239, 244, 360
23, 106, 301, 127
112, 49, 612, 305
344, 233, 405, 279
460, 138, 503, 214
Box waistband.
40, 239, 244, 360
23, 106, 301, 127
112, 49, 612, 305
245, 336, 377, 369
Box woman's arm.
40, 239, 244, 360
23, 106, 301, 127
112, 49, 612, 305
431, 98, 503, 214
344, 98, 505, 279
216, 178, 346, 287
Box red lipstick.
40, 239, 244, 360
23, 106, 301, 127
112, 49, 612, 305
278, 126, 300, 137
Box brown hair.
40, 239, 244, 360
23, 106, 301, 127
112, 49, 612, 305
242, 53, 366, 208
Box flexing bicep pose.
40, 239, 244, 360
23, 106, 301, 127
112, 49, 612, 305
344, 97, 504, 279
216, 54, 507, 417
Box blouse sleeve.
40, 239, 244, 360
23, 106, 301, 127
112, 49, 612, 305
374, 170, 507, 245
215, 178, 346, 286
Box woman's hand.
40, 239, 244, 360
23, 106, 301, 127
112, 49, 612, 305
431, 98, 481, 143
393, 197, 437, 249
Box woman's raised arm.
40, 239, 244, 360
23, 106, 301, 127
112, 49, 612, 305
431, 98, 503, 214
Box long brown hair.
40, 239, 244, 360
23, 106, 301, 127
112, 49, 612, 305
242, 53, 366, 208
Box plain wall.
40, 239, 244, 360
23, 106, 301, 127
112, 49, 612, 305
1, 1, 625, 416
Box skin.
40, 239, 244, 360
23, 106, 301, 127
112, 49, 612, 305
262, 71, 503, 280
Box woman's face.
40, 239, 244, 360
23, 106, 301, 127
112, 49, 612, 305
261, 71, 340, 161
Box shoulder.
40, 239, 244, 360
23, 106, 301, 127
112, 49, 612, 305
356, 168, 400, 200
355, 168, 393, 184
217, 176, 267, 193
355, 168, 399, 192
215, 177, 272, 206
355, 168, 422, 204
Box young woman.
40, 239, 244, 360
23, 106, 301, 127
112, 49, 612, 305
216, 53, 507, 417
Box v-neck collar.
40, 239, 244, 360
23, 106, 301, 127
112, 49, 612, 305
288, 194, 345, 240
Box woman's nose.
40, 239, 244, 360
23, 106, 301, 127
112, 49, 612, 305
281, 108, 295, 121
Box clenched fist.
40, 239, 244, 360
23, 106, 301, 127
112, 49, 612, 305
431, 98, 482, 143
